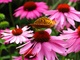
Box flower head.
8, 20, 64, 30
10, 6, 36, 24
44, 4, 80, 31
14, 1, 48, 19
1, 25, 33, 44
0, 0, 12, 3
60, 26, 80, 53
18, 29, 67, 60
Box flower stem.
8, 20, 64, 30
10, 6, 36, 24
46, 0, 48, 4
51, 0, 61, 9
22, 54, 24, 60
0, 4, 5, 9
72, 3, 76, 7
68, 2, 73, 5
62, 56, 65, 60
9, 3, 15, 26
0, 49, 2, 60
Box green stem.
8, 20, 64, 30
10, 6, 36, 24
0, 4, 5, 9
22, 54, 24, 60
75, 52, 80, 60
46, 0, 48, 4
72, 3, 76, 7
68, 2, 73, 5
9, 52, 12, 60
51, 0, 61, 9
9, 3, 15, 26
62, 56, 65, 60
68, 2, 76, 7
6, 48, 12, 60
0, 49, 2, 60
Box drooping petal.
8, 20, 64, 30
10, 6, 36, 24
51, 42, 67, 56
20, 42, 33, 54
32, 43, 41, 54
37, 50, 44, 60
67, 17, 75, 28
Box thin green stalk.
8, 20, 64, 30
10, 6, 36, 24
46, 0, 49, 4
72, 3, 76, 7
75, 52, 80, 60
0, 4, 5, 9
9, 52, 12, 60
0, 49, 2, 60
51, 0, 61, 9
6, 48, 12, 60
9, 3, 15, 26
68, 2, 73, 5
22, 54, 24, 60
62, 56, 65, 60
68, 1, 76, 7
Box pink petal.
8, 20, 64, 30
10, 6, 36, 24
22, 26, 29, 31
28, 11, 36, 19
20, 11, 27, 19
33, 10, 41, 17
67, 17, 75, 28
51, 43, 67, 56
44, 10, 57, 15
26, 12, 33, 19
49, 11, 60, 20
69, 12, 80, 22
50, 36, 67, 47
37, 50, 44, 60
42, 42, 52, 51
32, 43, 41, 54
59, 13, 65, 26
15, 6, 23, 11
19, 43, 33, 54
10, 36, 17, 43
45, 28, 52, 34
14, 10, 23, 17
75, 43, 80, 53
67, 46, 75, 54
43, 47, 51, 60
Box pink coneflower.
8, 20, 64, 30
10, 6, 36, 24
18, 29, 67, 60
1, 25, 33, 44
44, 4, 80, 31
61, 26, 80, 53
14, 1, 48, 20
0, 0, 12, 3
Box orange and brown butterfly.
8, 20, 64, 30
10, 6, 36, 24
29, 17, 56, 28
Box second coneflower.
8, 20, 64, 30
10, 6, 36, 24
61, 26, 80, 54
14, 1, 48, 20
44, 4, 80, 31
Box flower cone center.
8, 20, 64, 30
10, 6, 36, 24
12, 28, 23, 36
57, 4, 70, 13
23, 1, 37, 11
33, 31, 50, 43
